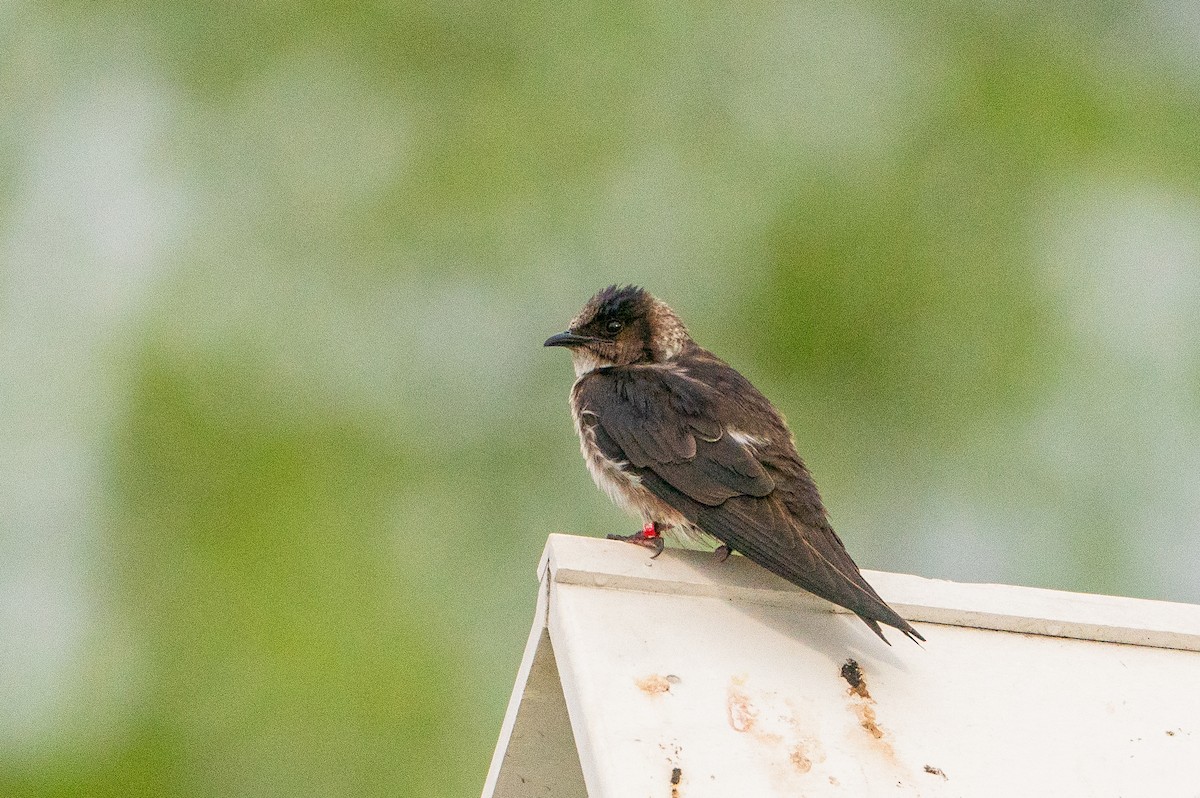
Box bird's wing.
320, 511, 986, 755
577, 366, 774, 506
577, 364, 923, 644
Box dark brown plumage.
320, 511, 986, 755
545, 285, 924, 645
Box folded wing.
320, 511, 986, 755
577, 364, 924, 644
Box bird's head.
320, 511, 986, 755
544, 285, 691, 376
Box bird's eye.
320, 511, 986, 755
605, 319, 624, 335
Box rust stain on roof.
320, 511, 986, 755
726, 679, 758, 733
789, 744, 813, 774
637, 674, 673, 696
838, 659, 898, 760
855, 703, 885, 740
840, 658, 871, 700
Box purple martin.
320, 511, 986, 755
545, 285, 924, 645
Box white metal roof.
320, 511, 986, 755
482, 534, 1200, 798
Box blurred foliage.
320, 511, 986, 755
3, 1, 1200, 795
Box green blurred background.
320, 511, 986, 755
3, 1, 1199, 795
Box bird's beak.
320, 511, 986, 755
544, 331, 591, 348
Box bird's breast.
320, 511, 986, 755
568, 387, 694, 533
573, 407, 644, 511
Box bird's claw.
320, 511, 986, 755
607, 522, 666, 558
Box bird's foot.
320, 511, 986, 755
713, 544, 732, 563
607, 522, 666, 558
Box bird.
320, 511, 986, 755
544, 284, 924, 645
